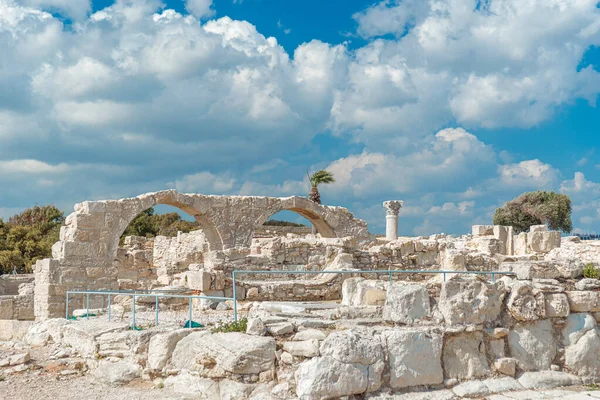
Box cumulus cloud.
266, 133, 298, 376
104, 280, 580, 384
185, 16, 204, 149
560, 172, 600, 232
18, 0, 91, 21
186, 0, 214, 19
498, 159, 559, 188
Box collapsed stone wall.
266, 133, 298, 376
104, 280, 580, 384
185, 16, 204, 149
0, 275, 34, 320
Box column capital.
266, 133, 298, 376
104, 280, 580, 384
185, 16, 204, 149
383, 200, 403, 216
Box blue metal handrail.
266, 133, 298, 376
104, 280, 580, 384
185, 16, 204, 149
231, 269, 516, 322
66, 289, 233, 328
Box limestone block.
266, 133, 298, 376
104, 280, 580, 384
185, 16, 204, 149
266, 322, 294, 336
562, 313, 597, 346
60, 321, 129, 358
493, 225, 514, 255
514, 233, 528, 256
282, 339, 320, 358
508, 320, 556, 371
443, 332, 491, 380
147, 329, 192, 371
566, 291, 600, 312
186, 270, 212, 292
554, 258, 585, 279
219, 379, 255, 400
528, 231, 561, 253
383, 329, 443, 389
507, 281, 546, 321
564, 328, 600, 377
518, 371, 581, 389
319, 330, 384, 392
472, 225, 494, 236
342, 278, 388, 306
383, 283, 430, 324
545, 293, 570, 317
92, 360, 141, 385
295, 356, 368, 399
576, 279, 600, 291
171, 332, 276, 377
452, 380, 490, 398
494, 357, 517, 377
246, 318, 267, 336
293, 329, 326, 341
439, 276, 504, 325
0, 297, 14, 319
164, 370, 221, 398
0, 320, 33, 341
507, 261, 561, 280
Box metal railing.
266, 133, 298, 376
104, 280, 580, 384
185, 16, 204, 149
66, 289, 233, 328
231, 269, 516, 322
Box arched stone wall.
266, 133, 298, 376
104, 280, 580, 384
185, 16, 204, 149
34, 190, 371, 319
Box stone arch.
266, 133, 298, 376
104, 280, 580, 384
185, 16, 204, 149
254, 197, 338, 238
107, 191, 224, 260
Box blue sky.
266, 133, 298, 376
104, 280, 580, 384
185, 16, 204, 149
1, 0, 600, 235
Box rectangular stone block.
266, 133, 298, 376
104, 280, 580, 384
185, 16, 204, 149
186, 270, 212, 292
472, 225, 494, 236
514, 233, 528, 256
0, 297, 14, 319
566, 291, 600, 312
527, 231, 561, 254
530, 225, 548, 232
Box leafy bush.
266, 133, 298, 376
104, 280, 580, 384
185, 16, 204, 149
263, 219, 307, 227
583, 263, 599, 279
120, 207, 198, 241
211, 317, 248, 333
493, 190, 572, 234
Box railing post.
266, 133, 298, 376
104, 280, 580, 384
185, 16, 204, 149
389, 271, 393, 285
65, 292, 69, 319
188, 297, 192, 329
491, 272, 495, 283
443, 272, 447, 282
233, 271, 238, 323
86, 293, 90, 320
107, 294, 111, 321
155, 295, 159, 326
132, 294, 136, 329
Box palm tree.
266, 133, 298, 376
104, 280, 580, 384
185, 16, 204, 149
308, 170, 335, 204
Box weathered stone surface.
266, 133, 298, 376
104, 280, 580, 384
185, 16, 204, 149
266, 322, 294, 336
482, 376, 523, 392
282, 339, 320, 358
91, 360, 141, 385
164, 370, 221, 398
147, 329, 192, 371
528, 231, 561, 254
365, 390, 456, 400
219, 379, 256, 400
489, 339, 505, 359
566, 291, 600, 312
293, 329, 326, 341
60, 321, 129, 357
24, 318, 70, 346
507, 281, 546, 321
452, 380, 490, 397
545, 293, 570, 317
576, 279, 600, 291
439, 276, 503, 325
319, 330, 384, 391
246, 318, 267, 336
443, 332, 491, 380
562, 313, 597, 346
494, 357, 516, 377
565, 328, 600, 377
0, 320, 34, 341
342, 278, 388, 306
383, 329, 443, 389
171, 332, 276, 377
517, 371, 581, 389
383, 283, 430, 324
508, 261, 561, 280
295, 356, 368, 399
508, 320, 556, 371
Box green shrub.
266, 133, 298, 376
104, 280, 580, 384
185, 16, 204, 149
583, 263, 599, 279
211, 318, 248, 333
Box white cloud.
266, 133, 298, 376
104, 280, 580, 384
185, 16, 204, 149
168, 172, 236, 193
0, 159, 69, 174
185, 0, 214, 19
560, 172, 600, 232
498, 159, 559, 188
18, 0, 91, 21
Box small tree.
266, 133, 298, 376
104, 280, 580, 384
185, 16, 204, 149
307, 170, 335, 204
493, 190, 572, 234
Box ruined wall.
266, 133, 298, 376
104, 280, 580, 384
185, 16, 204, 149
114, 236, 156, 290
0, 275, 35, 320
34, 191, 370, 319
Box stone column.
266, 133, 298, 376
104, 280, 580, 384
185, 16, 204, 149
383, 201, 403, 241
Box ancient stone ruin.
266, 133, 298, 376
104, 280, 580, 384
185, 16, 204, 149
1, 191, 600, 399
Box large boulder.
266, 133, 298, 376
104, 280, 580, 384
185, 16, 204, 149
91, 360, 141, 385
60, 320, 129, 357
171, 332, 276, 377
566, 291, 600, 312
443, 332, 491, 379
163, 370, 221, 398
439, 276, 504, 325
147, 329, 192, 371
507, 281, 546, 321
295, 356, 368, 399
562, 313, 597, 346
383, 283, 430, 324
382, 329, 443, 389
544, 293, 570, 318
319, 330, 384, 392
565, 328, 600, 377
508, 320, 556, 371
